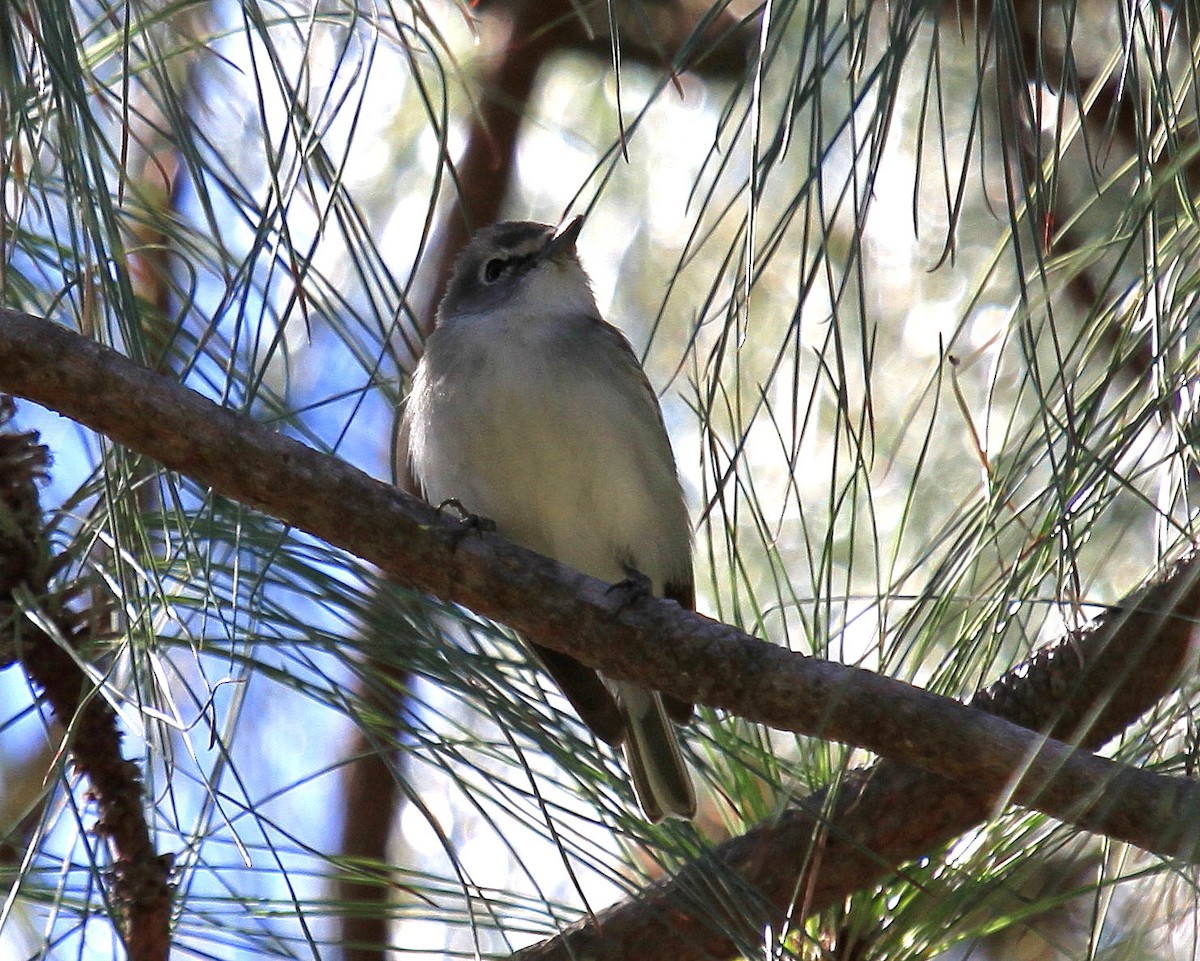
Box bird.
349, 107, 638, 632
402, 216, 697, 822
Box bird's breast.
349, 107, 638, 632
409, 314, 690, 591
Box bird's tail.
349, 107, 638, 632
614, 681, 696, 822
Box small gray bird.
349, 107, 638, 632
403, 217, 697, 822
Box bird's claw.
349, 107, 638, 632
607, 563, 653, 610
437, 498, 497, 546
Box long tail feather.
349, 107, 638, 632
615, 681, 696, 821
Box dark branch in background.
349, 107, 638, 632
404, 0, 756, 344
345, 5, 617, 952
974, 0, 1198, 379
473, 0, 757, 82
3, 310, 1200, 854
347, 6, 759, 957
405, 5, 558, 340
334, 680, 408, 961
0, 398, 170, 961
337, 6, 565, 955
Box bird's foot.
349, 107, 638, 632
437, 498, 497, 546
606, 563, 653, 611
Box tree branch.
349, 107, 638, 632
0, 398, 169, 961
513, 551, 1200, 960
1, 309, 1198, 866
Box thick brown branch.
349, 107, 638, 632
1, 310, 1197, 862
335, 6, 556, 951
514, 554, 1200, 961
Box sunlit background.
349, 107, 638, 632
2, 0, 1199, 958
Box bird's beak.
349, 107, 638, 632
542, 215, 584, 260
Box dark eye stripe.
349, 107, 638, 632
481, 252, 535, 284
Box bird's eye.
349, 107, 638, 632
482, 258, 507, 283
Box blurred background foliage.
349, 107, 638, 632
1, 0, 1199, 958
